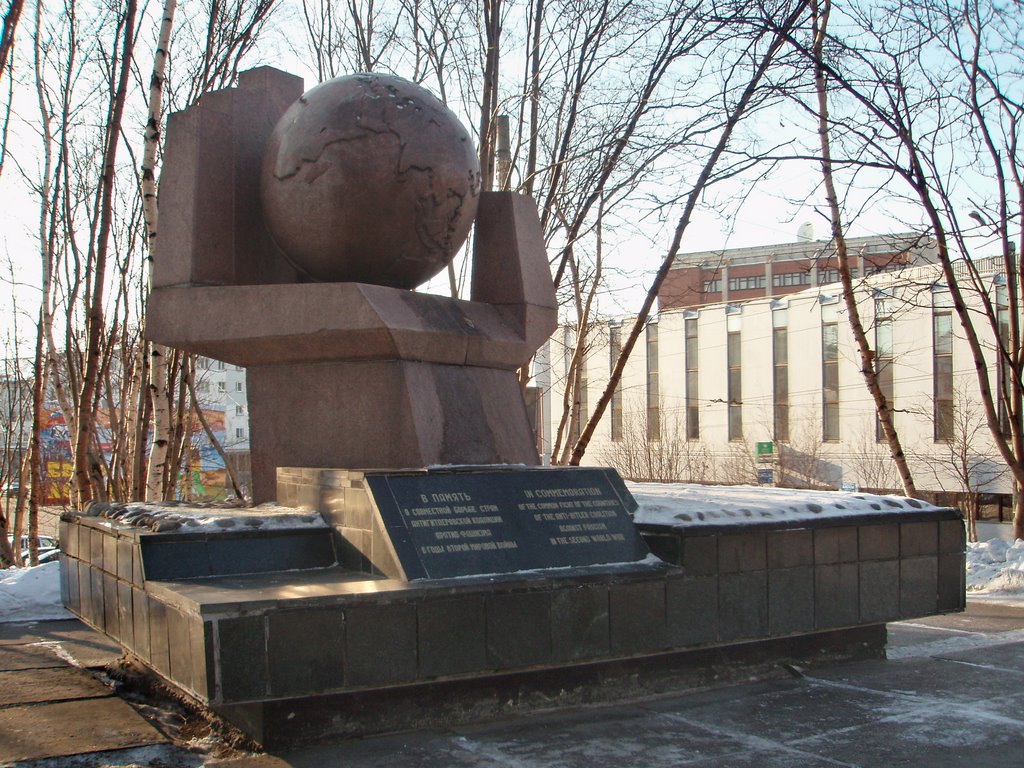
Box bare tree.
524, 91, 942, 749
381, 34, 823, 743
0, 0, 24, 83
71, 0, 139, 505
779, 0, 1024, 537
847, 425, 901, 493
914, 388, 1010, 541
599, 402, 710, 483
569, 0, 813, 466
776, 413, 834, 489
807, 0, 917, 496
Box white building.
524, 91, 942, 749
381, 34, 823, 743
195, 357, 249, 451
542, 257, 1015, 504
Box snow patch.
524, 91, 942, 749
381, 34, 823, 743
629, 482, 939, 527
966, 538, 1024, 594
0, 561, 71, 622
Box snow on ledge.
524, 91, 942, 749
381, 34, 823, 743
73, 501, 328, 533
628, 482, 943, 528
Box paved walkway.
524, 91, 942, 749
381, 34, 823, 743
1, 603, 1023, 767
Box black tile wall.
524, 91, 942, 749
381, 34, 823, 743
900, 556, 939, 618
551, 584, 610, 663
718, 532, 766, 573
268, 608, 345, 697
666, 575, 718, 647
218, 615, 269, 702
719, 572, 768, 641
814, 563, 859, 629
859, 560, 900, 623
345, 603, 418, 686
814, 526, 859, 564
610, 580, 667, 654
486, 591, 552, 669
767, 530, 814, 570
769, 567, 814, 635
418, 596, 487, 677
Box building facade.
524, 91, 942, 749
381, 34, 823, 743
541, 257, 1014, 502
195, 358, 251, 495
659, 231, 938, 311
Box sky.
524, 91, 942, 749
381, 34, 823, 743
0, 0, 1003, 349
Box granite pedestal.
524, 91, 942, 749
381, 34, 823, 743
60, 468, 965, 747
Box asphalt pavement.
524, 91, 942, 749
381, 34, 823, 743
1, 602, 1023, 767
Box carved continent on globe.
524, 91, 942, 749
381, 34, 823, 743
260, 74, 481, 289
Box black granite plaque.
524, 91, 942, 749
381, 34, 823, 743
365, 468, 649, 580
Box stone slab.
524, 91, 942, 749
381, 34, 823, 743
647, 676, 900, 744
0, 696, 165, 763
0, 620, 122, 668
938, 641, 1024, 675
0, 643, 68, 671
366, 468, 647, 580
0, 666, 111, 706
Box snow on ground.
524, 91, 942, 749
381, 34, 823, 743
966, 538, 1024, 605
0, 561, 72, 622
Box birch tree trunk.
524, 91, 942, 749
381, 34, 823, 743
143, 0, 177, 501
809, 0, 916, 497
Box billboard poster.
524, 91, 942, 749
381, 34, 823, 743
38, 403, 230, 502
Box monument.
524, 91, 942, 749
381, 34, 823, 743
147, 69, 556, 503
58, 67, 966, 748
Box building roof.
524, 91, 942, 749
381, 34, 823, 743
671, 232, 936, 269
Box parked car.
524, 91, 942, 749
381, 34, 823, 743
6, 535, 58, 563
35, 548, 60, 564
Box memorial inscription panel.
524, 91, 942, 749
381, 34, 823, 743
366, 468, 649, 580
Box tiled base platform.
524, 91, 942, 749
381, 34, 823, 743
637, 514, 966, 640
59, 489, 964, 747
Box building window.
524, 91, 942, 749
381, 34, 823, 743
577, 352, 588, 446
933, 289, 954, 441
997, 283, 1011, 435
821, 299, 840, 441
235, 382, 243, 392
217, 381, 226, 393
216, 360, 226, 371
817, 268, 859, 285
772, 271, 811, 288
609, 324, 623, 442
772, 306, 788, 442
727, 310, 742, 441
875, 296, 894, 442
685, 316, 699, 439
646, 322, 660, 441
197, 357, 210, 370
702, 279, 721, 293
561, 327, 588, 447
235, 428, 246, 440
235, 405, 244, 416
197, 380, 210, 394
727, 275, 766, 292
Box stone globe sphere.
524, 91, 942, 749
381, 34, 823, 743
260, 74, 481, 288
